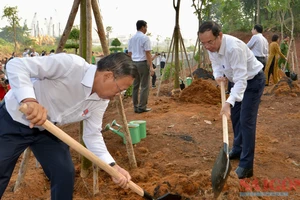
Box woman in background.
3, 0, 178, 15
264, 34, 286, 85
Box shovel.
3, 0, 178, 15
19, 104, 181, 200
211, 81, 232, 198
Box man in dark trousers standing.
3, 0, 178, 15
198, 21, 265, 179
247, 24, 269, 71
128, 20, 154, 113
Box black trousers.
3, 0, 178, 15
151, 72, 157, 86
0, 101, 75, 200
230, 71, 265, 169
255, 56, 266, 71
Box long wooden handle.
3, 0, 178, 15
19, 104, 145, 197
220, 82, 229, 153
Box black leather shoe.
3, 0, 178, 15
136, 108, 152, 113
229, 150, 241, 160
235, 166, 253, 179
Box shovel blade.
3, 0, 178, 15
156, 193, 182, 200
211, 147, 232, 198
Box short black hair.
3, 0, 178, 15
136, 20, 147, 31
96, 52, 138, 79
198, 21, 221, 37
254, 24, 263, 33
272, 34, 279, 42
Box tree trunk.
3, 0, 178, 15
91, 0, 109, 56
13, 23, 17, 53
256, 0, 260, 24
86, 0, 92, 63
56, 0, 81, 53
173, 0, 181, 91
80, 0, 92, 178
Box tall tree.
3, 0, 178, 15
2, 6, 20, 52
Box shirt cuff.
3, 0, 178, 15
99, 153, 115, 165
15, 87, 36, 103
226, 95, 235, 108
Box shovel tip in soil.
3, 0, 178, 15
156, 193, 182, 200
143, 191, 182, 200
211, 147, 232, 198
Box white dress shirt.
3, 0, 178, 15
128, 31, 152, 61
5, 53, 115, 164
208, 34, 263, 107
247, 33, 269, 58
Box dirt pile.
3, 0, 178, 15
192, 68, 214, 80
264, 76, 300, 97
179, 78, 221, 105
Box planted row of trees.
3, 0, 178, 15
191, 0, 300, 36
2, 1, 300, 55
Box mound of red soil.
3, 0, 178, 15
179, 78, 220, 105
264, 76, 300, 97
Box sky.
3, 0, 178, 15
0, 0, 199, 43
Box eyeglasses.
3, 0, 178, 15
200, 36, 218, 47
114, 78, 126, 94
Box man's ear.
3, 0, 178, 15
219, 32, 223, 38
103, 71, 114, 82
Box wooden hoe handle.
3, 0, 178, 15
19, 104, 145, 197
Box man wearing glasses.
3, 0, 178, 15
0, 53, 137, 199
198, 21, 265, 179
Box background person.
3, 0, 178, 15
247, 24, 269, 70
91, 51, 96, 64
278, 35, 290, 75
264, 34, 287, 86
128, 20, 154, 113
0, 53, 137, 199
0, 70, 10, 101
198, 21, 265, 179
160, 52, 166, 76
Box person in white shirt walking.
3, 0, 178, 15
247, 24, 269, 71
198, 21, 265, 179
128, 20, 154, 113
0, 53, 137, 199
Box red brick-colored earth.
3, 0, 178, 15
2, 32, 300, 200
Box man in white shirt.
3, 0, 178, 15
128, 20, 154, 113
0, 53, 136, 199
247, 24, 269, 71
22, 48, 29, 57
198, 21, 265, 179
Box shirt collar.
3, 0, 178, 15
81, 64, 96, 88
218, 34, 226, 55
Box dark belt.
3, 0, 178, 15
133, 60, 147, 63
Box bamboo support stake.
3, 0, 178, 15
116, 95, 137, 168
91, 0, 109, 56
56, 0, 81, 53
